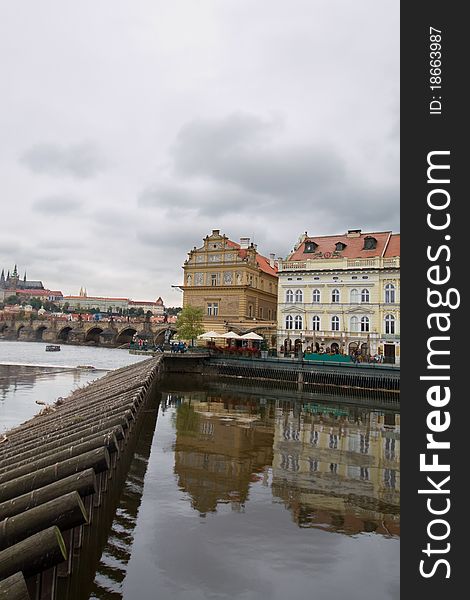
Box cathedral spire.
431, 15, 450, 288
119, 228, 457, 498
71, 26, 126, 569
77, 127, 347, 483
23, 271, 27, 282
1, 269, 4, 282
12, 264, 18, 277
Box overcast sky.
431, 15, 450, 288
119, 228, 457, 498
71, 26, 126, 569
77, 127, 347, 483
0, 1, 399, 306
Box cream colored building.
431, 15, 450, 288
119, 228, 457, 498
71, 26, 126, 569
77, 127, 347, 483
180, 229, 278, 339
58, 289, 165, 315
277, 229, 400, 363
271, 405, 400, 533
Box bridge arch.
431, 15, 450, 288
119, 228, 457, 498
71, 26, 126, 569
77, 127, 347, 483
154, 327, 176, 345
35, 325, 48, 341
85, 326, 104, 344
58, 326, 74, 342
116, 327, 138, 345
16, 325, 26, 339
0, 323, 9, 336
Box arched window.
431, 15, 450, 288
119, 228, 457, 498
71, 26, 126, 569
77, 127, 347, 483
332, 289, 340, 303
286, 315, 293, 329
385, 314, 395, 334
361, 288, 370, 303
286, 289, 294, 303
350, 316, 359, 332
350, 288, 359, 303
295, 289, 303, 303
312, 316, 320, 331
385, 283, 396, 303
312, 288, 321, 303
361, 316, 370, 332
294, 315, 303, 330
331, 316, 340, 331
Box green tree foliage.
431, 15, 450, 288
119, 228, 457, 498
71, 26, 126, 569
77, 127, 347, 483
175, 403, 200, 436
43, 300, 59, 312
6, 295, 20, 305
176, 305, 205, 346
29, 298, 42, 310
166, 306, 182, 316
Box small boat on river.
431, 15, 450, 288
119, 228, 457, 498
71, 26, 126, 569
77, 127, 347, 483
45, 345, 61, 352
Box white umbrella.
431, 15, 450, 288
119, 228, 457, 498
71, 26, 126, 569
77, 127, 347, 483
240, 332, 263, 340
198, 330, 220, 339
219, 331, 241, 338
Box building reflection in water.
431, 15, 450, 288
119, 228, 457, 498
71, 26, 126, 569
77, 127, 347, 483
168, 392, 400, 537
170, 392, 274, 514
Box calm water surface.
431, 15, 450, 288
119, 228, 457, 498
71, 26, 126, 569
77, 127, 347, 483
1, 342, 400, 599
87, 389, 400, 600
0, 340, 148, 431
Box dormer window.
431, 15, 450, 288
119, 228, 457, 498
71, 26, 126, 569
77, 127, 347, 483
304, 241, 318, 253
363, 236, 377, 250
335, 241, 347, 251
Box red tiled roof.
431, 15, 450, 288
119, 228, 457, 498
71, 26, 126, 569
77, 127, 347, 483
16, 289, 63, 296
225, 239, 278, 276
384, 233, 400, 257
288, 231, 400, 260
63, 296, 129, 301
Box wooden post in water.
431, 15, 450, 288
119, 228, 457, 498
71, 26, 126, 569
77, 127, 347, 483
0, 491, 88, 551
0, 526, 67, 580
0, 571, 31, 599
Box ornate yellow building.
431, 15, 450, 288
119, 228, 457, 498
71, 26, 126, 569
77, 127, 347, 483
180, 230, 278, 337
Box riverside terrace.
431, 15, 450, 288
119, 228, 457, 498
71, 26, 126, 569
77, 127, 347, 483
0, 353, 399, 599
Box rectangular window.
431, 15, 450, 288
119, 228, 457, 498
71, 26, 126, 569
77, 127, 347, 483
207, 303, 219, 316
210, 273, 220, 286
259, 307, 263, 318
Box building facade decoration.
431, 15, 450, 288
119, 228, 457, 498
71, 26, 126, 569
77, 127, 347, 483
180, 229, 278, 336
277, 229, 400, 363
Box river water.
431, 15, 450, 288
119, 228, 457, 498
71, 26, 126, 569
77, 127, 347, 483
0, 340, 148, 431
1, 342, 400, 599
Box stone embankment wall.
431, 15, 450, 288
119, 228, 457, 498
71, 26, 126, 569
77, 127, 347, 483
0, 357, 162, 600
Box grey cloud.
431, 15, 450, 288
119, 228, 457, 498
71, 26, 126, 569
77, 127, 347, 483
20, 142, 106, 179
1, 1, 398, 307
138, 182, 273, 218
140, 112, 398, 233
173, 116, 345, 198
39, 239, 86, 250
32, 195, 83, 215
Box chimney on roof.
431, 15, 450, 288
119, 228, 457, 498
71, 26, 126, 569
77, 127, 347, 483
240, 237, 250, 249
269, 253, 275, 268
347, 229, 362, 238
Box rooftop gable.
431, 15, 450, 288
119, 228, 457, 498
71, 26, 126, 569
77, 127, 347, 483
288, 230, 400, 261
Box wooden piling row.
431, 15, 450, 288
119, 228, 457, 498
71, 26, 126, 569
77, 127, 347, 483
0, 357, 162, 600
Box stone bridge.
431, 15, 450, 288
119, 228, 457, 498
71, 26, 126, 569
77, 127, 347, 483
0, 318, 177, 347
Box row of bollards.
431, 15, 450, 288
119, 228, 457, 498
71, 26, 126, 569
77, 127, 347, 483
0, 357, 162, 600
